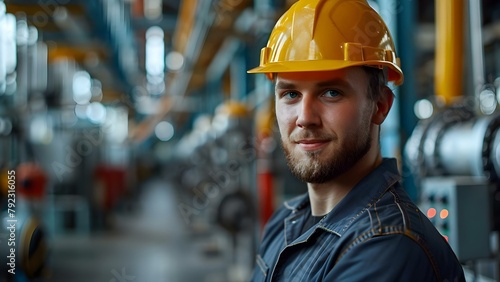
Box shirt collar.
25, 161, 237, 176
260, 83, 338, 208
321, 158, 401, 234
283, 158, 401, 235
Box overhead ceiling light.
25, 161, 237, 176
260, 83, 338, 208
73, 71, 92, 105
4, 14, 16, 74
155, 121, 175, 142
0, 3, 7, 90
86, 102, 107, 124
145, 26, 165, 77
165, 51, 184, 72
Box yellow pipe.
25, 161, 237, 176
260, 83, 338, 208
173, 0, 199, 54
435, 0, 464, 105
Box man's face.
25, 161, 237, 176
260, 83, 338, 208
275, 67, 376, 184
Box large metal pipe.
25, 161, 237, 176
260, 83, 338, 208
406, 104, 500, 182
437, 116, 492, 176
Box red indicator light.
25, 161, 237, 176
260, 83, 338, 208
427, 208, 437, 218
443, 235, 449, 242
440, 209, 449, 219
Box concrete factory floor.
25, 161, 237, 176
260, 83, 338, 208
46, 179, 252, 282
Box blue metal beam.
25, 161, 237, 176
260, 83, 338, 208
396, 0, 419, 201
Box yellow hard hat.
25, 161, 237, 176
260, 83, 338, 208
247, 0, 404, 85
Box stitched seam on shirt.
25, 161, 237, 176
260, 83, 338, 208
367, 208, 374, 231
337, 229, 375, 262
341, 205, 370, 233
317, 226, 341, 236
336, 226, 406, 263
376, 225, 405, 235
284, 219, 289, 245
389, 188, 410, 231
256, 255, 268, 277
403, 230, 444, 281
374, 201, 382, 233
336, 228, 444, 281
340, 182, 399, 234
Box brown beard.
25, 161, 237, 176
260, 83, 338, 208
281, 120, 372, 184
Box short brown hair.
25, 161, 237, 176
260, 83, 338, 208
363, 66, 388, 101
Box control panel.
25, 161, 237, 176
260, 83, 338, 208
420, 176, 492, 261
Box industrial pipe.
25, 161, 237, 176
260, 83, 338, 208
435, 0, 464, 105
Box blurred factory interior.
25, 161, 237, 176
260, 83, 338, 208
1, 0, 500, 281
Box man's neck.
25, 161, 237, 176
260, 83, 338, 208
307, 149, 383, 216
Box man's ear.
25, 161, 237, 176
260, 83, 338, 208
372, 86, 394, 125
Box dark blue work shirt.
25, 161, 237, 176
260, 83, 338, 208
252, 158, 465, 281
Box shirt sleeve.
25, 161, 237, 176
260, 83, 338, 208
323, 234, 439, 282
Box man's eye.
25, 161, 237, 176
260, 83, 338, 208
324, 90, 341, 98
283, 91, 299, 99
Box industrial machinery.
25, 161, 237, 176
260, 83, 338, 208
0, 3, 135, 280
170, 100, 257, 281
405, 0, 500, 279
406, 105, 500, 260
0, 4, 51, 280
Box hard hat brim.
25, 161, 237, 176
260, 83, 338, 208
247, 60, 404, 86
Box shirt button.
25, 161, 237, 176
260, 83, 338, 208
291, 220, 297, 224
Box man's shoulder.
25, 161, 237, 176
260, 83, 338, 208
329, 183, 420, 236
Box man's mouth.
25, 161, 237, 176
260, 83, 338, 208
295, 139, 329, 151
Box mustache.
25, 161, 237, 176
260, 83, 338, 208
289, 130, 335, 142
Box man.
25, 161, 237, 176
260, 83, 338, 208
247, 0, 465, 281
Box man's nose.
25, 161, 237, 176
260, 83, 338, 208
296, 96, 321, 128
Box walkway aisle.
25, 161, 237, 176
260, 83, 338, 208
47, 178, 233, 282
